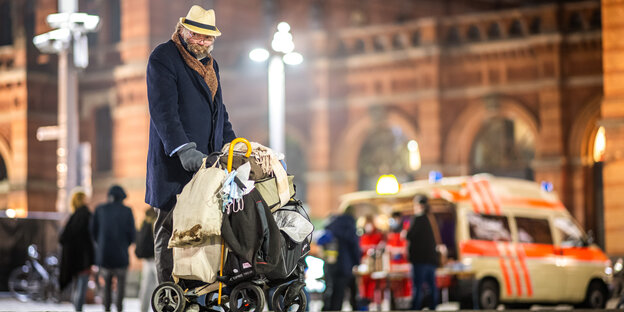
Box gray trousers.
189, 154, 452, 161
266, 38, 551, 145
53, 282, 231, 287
100, 267, 127, 312
154, 207, 174, 284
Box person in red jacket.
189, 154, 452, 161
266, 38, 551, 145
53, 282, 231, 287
359, 215, 385, 306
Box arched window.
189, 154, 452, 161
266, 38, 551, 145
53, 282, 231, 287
593, 126, 606, 163
470, 117, 535, 180
357, 125, 413, 190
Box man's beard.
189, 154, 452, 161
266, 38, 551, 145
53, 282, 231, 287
187, 41, 213, 59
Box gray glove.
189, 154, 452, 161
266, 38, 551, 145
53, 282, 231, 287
176, 142, 206, 172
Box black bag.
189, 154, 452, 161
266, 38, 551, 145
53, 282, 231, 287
135, 219, 154, 259
265, 201, 313, 280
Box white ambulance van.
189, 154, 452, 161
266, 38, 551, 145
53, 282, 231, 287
339, 174, 611, 309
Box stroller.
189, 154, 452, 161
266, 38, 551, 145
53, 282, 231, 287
151, 138, 313, 312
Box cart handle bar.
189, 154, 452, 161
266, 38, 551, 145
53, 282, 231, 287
227, 137, 252, 173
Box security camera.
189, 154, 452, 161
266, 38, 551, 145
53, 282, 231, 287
33, 28, 71, 53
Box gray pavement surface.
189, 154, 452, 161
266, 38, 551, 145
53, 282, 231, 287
0, 292, 139, 311
0, 292, 619, 311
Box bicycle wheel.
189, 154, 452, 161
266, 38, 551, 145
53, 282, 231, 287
8, 265, 42, 302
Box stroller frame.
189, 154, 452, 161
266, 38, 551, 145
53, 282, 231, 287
151, 138, 309, 312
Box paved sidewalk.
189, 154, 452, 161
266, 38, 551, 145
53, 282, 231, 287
0, 293, 140, 311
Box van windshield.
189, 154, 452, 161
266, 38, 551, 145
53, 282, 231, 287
554, 217, 585, 247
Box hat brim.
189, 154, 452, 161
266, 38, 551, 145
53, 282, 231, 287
179, 17, 221, 36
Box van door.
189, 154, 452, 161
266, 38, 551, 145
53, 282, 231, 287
552, 216, 606, 302
513, 216, 562, 301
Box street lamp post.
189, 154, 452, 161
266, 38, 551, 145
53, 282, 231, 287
249, 22, 303, 155
33, 0, 99, 213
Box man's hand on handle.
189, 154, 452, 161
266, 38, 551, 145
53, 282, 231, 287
177, 142, 206, 172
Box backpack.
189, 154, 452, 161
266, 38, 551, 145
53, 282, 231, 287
135, 219, 154, 259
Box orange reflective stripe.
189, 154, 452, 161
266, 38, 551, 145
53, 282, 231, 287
482, 180, 502, 215
474, 180, 492, 214
466, 179, 485, 214
498, 197, 565, 210
515, 244, 533, 297
496, 243, 513, 296
504, 243, 522, 297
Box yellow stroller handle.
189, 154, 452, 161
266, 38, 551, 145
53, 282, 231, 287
227, 138, 252, 172
219, 137, 252, 305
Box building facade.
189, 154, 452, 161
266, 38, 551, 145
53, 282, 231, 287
1, 0, 622, 255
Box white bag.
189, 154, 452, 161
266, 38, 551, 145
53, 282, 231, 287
168, 158, 226, 248
172, 235, 225, 283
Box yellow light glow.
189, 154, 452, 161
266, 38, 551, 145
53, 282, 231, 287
5, 209, 16, 218
376, 174, 399, 195
407, 140, 421, 171
593, 126, 606, 163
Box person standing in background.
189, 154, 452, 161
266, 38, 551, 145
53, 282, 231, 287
406, 195, 439, 311
59, 190, 95, 311
91, 185, 135, 312
321, 206, 361, 311
135, 207, 158, 312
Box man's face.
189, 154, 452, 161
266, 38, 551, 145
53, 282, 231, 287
183, 28, 215, 58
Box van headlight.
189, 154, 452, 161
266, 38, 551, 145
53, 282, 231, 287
605, 266, 613, 276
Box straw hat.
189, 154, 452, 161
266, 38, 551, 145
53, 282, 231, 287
179, 5, 221, 37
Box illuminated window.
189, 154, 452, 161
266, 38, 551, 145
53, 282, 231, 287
593, 126, 605, 163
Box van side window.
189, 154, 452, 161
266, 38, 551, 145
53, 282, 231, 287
468, 213, 511, 242
515, 217, 552, 244
554, 217, 584, 247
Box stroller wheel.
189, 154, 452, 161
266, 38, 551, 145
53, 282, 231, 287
151, 282, 186, 312
230, 282, 265, 312
271, 283, 307, 312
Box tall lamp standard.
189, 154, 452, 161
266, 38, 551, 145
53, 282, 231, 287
32, 0, 99, 213
249, 22, 303, 155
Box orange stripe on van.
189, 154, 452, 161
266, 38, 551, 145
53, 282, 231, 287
466, 180, 486, 214
474, 180, 493, 214
481, 180, 502, 215
496, 243, 513, 296
461, 240, 513, 296
515, 244, 533, 297
504, 243, 522, 297
498, 197, 565, 210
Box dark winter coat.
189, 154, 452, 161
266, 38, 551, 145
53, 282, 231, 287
325, 214, 361, 276
91, 186, 136, 268
59, 205, 95, 290
406, 213, 439, 266
145, 34, 236, 211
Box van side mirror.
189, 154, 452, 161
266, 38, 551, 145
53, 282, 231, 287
584, 230, 595, 247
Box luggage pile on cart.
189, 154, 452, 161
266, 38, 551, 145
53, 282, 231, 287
151, 138, 313, 312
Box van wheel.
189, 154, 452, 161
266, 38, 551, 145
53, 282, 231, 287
478, 279, 499, 310
584, 281, 607, 309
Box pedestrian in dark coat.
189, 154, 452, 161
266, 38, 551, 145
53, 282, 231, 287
322, 206, 361, 311
145, 5, 236, 283
406, 195, 439, 310
59, 190, 94, 311
91, 185, 135, 312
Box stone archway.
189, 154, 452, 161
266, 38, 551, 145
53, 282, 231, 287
444, 96, 539, 176
567, 96, 603, 246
